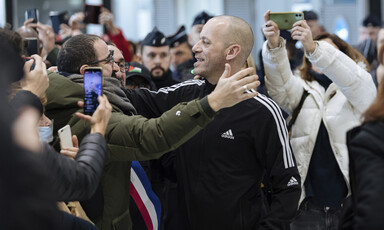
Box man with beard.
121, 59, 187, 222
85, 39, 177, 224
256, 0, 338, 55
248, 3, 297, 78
108, 44, 126, 87
140, 27, 179, 89
168, 25, 195, 81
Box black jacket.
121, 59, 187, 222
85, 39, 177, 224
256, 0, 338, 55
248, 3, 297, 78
345, 121, 384, 230
42, 133, 107, 201
125, 79, 301, 230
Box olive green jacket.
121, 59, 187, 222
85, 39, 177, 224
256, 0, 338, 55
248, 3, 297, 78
45, 72, 216, 230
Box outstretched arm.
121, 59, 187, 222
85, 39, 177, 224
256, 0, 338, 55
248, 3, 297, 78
262, 10, 305, 114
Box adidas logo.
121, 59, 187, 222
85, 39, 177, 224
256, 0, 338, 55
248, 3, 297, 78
287, 176, 299, 187
221, 129, 234, 140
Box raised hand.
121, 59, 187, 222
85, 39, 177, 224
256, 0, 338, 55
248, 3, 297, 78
263, 10, 280, 49
22, 55, 49, 98
60, 135, 79, 159
207, 63, 259, 111
291, 20, 316, 54
75, 95, 112, 136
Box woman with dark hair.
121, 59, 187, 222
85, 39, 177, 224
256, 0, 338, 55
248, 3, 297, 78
345, 78, 384, 230
262, 10, 377, 229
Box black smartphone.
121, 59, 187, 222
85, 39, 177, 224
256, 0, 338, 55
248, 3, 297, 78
25, 37, 39, 56
83, 67, 103, 115
25, 8, 39, 23
24, 57, 36, 71
83, 4, 102, 24
50, 11, 69, 34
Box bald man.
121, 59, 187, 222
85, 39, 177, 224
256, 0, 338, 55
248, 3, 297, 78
125, 15, 300, 229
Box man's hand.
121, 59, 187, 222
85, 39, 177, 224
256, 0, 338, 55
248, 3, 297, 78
263, 10, 280, 49
60, 135, 79, 159
207, 64, 259, 112
22, 55, 49, 98
75, 95, 112, 136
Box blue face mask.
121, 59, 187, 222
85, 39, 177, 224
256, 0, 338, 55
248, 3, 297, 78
38, 120, 54, 143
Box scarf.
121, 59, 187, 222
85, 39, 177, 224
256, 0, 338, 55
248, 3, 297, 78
68, 74, 137, 115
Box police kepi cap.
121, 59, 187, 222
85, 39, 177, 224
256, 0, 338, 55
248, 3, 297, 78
142, 27, 169, 47
192, 11, 213, 26
168, 25, 188, 48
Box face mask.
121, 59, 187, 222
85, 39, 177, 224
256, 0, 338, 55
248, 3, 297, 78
38, 119, 53, 143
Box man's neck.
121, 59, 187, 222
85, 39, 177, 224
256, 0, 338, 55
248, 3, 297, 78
206, 66, 242, 85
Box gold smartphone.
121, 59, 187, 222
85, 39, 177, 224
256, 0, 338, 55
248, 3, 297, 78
269, 12, 304, 30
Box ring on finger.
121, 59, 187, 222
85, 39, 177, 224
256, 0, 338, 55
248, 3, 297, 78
243, 85, 248, 92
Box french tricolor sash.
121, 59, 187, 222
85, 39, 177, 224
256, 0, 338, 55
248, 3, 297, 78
130, 161, 161, 230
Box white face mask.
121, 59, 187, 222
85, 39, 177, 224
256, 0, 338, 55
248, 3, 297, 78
38, 120, 53, 143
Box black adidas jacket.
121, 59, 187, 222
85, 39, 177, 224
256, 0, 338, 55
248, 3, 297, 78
125, 79, 301, 230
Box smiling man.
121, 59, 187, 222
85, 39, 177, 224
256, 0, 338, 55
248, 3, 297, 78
46, 33, 260, 230
125, 15, 300, 230
140, 27, 180, 89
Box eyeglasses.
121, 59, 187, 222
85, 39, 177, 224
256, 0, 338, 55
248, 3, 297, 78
89, 50, 114, 65
115, 61, 126, 73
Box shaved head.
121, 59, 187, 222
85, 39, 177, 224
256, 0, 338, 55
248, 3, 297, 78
214, 16, 254, 65
192, 15, 255, 83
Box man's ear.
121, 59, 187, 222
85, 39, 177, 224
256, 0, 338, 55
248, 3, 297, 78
79, 65, 89, 75
225, 44, 241, 61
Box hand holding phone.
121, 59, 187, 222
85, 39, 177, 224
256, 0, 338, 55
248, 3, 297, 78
50, 11, 69, 34
25, 8, 39, 23
25, 37, 39, 56
83, 67, 103, 115
83, 4, 103, 24
269, 12, 304, 30
58, 125, 74, 148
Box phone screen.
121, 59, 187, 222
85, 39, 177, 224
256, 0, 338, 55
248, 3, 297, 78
84, 68, 103, 115
83, 4, 102, 24
25, 37, 39, 56
25, 8, 39, 23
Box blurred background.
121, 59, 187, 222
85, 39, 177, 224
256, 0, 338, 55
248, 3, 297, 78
1, 0, 382, 64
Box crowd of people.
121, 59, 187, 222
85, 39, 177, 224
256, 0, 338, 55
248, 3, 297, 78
1, 5, 383, 230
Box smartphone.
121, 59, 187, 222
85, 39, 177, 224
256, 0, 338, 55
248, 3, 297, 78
83, 4, 103, 24
58, 125, 73, 148
269, 12, 304, 30
24, 57, 36, 71
83, 67, 103, 115
25, 37, 39, 56
25, 8, 39, 23
50, 11, 69, 34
